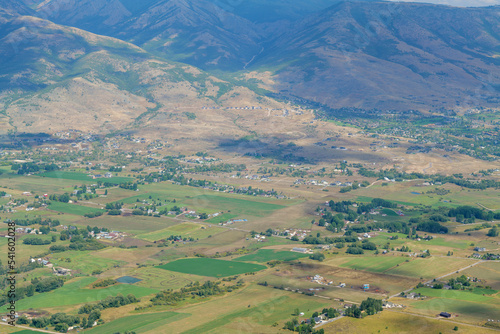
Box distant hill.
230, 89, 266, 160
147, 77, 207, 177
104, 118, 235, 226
0, 0, 499, 134
0, 11, 281, 134
252, 2, 500, 110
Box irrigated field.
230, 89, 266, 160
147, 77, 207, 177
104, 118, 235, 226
156, 258, 267, 277
235, 249, 308, 262
85, 311, 190, 334
48, 201, 105, 216
337, 256, 409, 273
385, 257, 478, 279
16, 277, 158, 310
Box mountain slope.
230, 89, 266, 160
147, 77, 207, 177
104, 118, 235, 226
33, 0, 263, 70
252, 2, 500, 110
0, 13, 282, 135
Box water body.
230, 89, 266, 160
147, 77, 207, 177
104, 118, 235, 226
117, 276, 142, 284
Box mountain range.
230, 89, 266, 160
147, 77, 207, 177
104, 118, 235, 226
1, 0, 500, 135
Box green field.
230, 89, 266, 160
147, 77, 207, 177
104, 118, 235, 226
48, 201, 105, 216
16, 277, 158, 310
38, 171, 132, 183
386, 257, 477, 279
49, 250, 126, 275
338, 256, 409, 273
413, 288, 496, 303
235, 249, 308, 262
136, 223, 224, 242
183, 295, 328, 334
156, 258, 267, 277
206, 212, 238, 224
412, 298, 500, 321
85, 311, 190, 334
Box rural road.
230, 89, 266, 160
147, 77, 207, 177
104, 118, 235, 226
0, 322, 59, 333
389, 259, 485, 298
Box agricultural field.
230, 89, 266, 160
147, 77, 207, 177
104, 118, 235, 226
16, 277, 158, 310
385, 257, 478, 279
156, 258, 267, 277
48, 201, 106, 216
335, 256, 409, 273
235, 249, 308, 262
85, 312, 190, 334
0, 129, 499, 333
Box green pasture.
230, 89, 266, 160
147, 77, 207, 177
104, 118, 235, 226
136, 223, 224, 242
49, 250, 126, 275
338, 256, 409, 273
156, 258, 267, 277
413, 288, 496, 303
16, 277, 158, 310
48, 201, 105, 216
412, 298, 500, 320
206, 212, 238, 224
85, 311, 190, 334
386, 257, 477, 279
183, 294, 330, 334
235, 249, 308, 262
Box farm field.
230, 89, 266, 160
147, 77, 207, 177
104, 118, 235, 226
48, 250, 126, 275
15, 277, 158, 310
385, 257, 478, 279
142, 284, 332, 334
156, 258, 267, 277
135, 222, 223, 242
413, 287, 499, 303
322, 309, 499, 333
410, 298, 500, 324
85, 311, 190, 334
235, 249, 308, 262
336, 256, 409, 273
0, 119, 499, 334
48, 201, 106, 216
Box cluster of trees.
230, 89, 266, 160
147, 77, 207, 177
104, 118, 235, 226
149, 281, 242, 307
0, 277, 64, 307
416, 222, 448, 234
449, 206, 500, 222
23, 237, 52, 245
448, 275, 471, 290
92, 278, 117, 288
283, 318, 325, 334
189, 163, 246, 173
309, 253, 325, 261
345, 298, 383, 318
79, 294, 139, 314
84, 211, 103, 218
10, 218, 60, 227
50, 238, 105, 252
119, 181, 138, 190
18, 312, 80, 332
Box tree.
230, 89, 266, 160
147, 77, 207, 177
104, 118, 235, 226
54, 323, 69, 333
487, 227, 499, 237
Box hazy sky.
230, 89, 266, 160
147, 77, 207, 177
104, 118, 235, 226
388, 0, 500, 6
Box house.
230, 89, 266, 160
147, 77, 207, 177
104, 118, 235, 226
474, 247, 486, 252
439, 312, 451, 318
